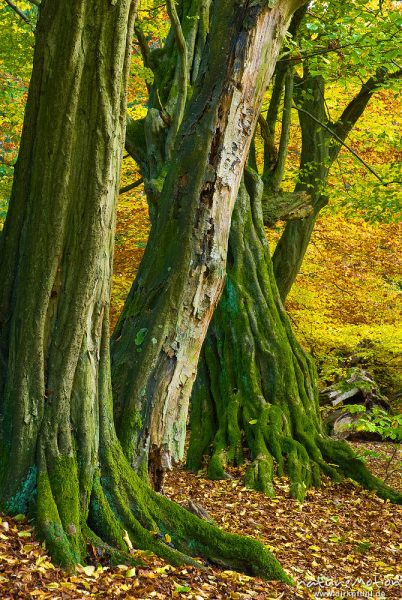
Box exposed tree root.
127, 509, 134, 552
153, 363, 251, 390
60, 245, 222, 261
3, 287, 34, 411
24, 439, 292, 581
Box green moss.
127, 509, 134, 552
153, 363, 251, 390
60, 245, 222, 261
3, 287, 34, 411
221, 278, 239, 315
245, 456, 275, 496
118, 408, 144, 468
36, 470, 81, 569
89, 475, 127, 551
318, 437, 402, 505
4, 465, 37, 515
0, 441, 8, 490
207, 451, 228, 480
47, 456, 85, 559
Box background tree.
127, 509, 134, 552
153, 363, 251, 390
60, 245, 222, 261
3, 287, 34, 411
272, 0, 402, 300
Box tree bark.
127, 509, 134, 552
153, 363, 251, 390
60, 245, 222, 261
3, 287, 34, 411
111, 0, 304, 483
0, 0, 291, 578
187, 168, 402, 504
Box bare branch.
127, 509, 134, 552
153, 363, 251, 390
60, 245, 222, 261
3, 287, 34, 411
119, 178, 144, 196
165, 0, 188, 159
4, 0, 33, 27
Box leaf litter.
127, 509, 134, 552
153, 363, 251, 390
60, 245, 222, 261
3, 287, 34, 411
0, 442, 400, 599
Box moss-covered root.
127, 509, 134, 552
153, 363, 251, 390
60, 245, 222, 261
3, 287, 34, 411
140, 483, 291, 582
36, 455, 87, 570
318, 437, 402, 505
96, 443, 291, 582
23, 437, 290, 580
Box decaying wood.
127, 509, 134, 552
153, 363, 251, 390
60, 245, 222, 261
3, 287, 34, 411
262, 190, 313, 226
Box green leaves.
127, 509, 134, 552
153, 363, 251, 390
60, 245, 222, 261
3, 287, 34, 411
175, 584, 191, 593
344, 405, 402, 443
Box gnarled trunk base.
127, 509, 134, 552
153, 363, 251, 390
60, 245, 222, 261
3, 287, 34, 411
187, 170, 402, 505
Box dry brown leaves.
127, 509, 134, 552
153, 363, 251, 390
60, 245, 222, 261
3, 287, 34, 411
0, 442, 401, 599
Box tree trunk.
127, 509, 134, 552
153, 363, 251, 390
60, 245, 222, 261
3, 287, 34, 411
111, 0, 304, 484
187, 168, 402, 504
272, 72, 329, 301
272, 67, 389, 302
0, 0, 291, 578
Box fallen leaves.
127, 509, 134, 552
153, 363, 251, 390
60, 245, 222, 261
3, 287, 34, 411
0, 442, 400, 598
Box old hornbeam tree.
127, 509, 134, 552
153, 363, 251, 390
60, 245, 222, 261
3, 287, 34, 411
111, 0, 305, 486
272, 65, 402, 302
0, 0, 304, 578
185, 10, 402, 503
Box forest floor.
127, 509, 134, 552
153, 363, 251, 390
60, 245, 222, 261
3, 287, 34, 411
0, 442, 400, 599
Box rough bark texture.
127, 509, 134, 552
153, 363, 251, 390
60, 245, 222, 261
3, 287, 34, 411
111, 0, 303, 482
187, 168, 402, 504
0, 0, 291, 578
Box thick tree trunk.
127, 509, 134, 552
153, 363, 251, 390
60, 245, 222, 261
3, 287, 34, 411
0, 0, 291, 578
187, 169, 402, 504
111, 0, 304, 483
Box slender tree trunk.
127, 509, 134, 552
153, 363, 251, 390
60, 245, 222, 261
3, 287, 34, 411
272, 67, 390, 302
187, 168, 401, 504
0, 0, 292, 577
272, 73, 330, 301
111, 0, 304, 484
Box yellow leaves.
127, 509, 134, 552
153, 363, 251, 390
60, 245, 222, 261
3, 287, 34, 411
77, 564, 96, 577
17, 530, 31, 538
0, 450, 400, 599
155, 564, 173, 574
0, 521, 9, 532
328, 535, 342, 543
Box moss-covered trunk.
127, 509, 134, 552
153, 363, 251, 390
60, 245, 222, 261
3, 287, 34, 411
111, 0, 303, 484
187, 168, 402, 504
272, 72, 329, 302
0, 0, 292, 578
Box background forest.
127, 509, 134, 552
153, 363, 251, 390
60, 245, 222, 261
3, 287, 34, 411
0, 0, 401, 598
